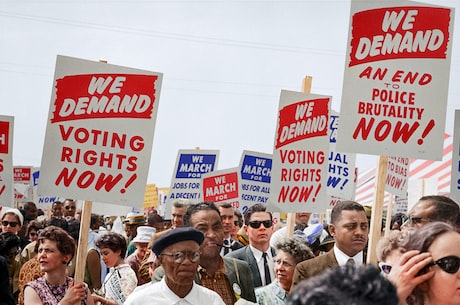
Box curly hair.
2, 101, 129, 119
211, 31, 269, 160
95, 232, 127, 258
35, 226, 76, 259
275, 237, 314, 264
288, 265, 398, 305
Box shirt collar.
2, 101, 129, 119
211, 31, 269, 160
250, 244, 272, 261
161, 277, 200, 304
333, 244, 363, 266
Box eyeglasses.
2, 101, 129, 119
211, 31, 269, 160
378, 262, 392, 274
65, 206, 76, 210
160, 251, 200, 264
428, 256, 460, 274
248, 220, 273, 229
402, 215, 430, 227
275, 258, 295, 268
2, 221, 19, 227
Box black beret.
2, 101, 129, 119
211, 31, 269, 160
152, 227, 204, 256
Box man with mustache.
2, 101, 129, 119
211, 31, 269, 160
291, 200, 369, 289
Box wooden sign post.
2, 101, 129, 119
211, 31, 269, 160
285, 75, 313, 238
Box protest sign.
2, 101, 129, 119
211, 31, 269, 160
0, 115, 14, 207
269, 90, 331, 213
385, 156, 409, 197
14, 166, 33, 203
167, 149, 219, 202
38, 55, 162, 207
450, 110, 460, 202
327, 111, 357, 201
337, 0, 455, 160
238, 150, 272, 213
201, 167, 239, 208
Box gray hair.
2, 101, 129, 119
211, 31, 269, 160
275, 236, 315, 264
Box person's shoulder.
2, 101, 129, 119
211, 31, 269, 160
226, 245, 248, 258
125, 282, 161, 304
196, 284, 226, 304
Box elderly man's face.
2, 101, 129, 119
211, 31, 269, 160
159, 240, 200, 287
189, 209, 224, 260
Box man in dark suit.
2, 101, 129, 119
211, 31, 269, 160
217, 203, 243, 256
291, 200, 369, 289
153, 201, 256, 303
226, 203, 276, 288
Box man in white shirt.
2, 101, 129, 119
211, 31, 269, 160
124, 227, 225, 305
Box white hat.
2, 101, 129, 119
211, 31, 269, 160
132, 226, 156, 244
1, 207, 24, 226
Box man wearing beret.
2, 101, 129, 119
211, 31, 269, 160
153, 202, 257, 304
124, 227, 225, 305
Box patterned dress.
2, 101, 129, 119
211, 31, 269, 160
25, 276, 89, 305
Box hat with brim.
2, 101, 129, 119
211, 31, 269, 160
152, 227, 204, 256
132, 226, 156, 243
126, 214, 146, 225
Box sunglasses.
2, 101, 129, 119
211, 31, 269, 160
2, 221, 19, 227
428, 256, 460, 274
248, 220, 273, 229
402, 215, 430, 227
378, 262, 392, 274
29, 232, 38, 237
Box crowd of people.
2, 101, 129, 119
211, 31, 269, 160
0, 195, 459, 305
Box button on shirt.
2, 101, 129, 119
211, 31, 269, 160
250, 245, 275, 286
333, 245, 363, 266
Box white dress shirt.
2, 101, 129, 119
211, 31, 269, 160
333, 244, 364, 266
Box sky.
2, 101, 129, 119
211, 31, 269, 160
1, 0, 460, 189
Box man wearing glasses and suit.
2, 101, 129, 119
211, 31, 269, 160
226, 203, 276, 288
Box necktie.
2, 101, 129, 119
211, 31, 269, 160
262, 252, 271, 285
223, 239, 230, 255
347, 258, 355, 265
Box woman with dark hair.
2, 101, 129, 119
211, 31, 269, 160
92, 232, 137, 305
399, 221, 460, 305
23, 226, 93, 305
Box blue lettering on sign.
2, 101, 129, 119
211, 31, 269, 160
329, 115, 339, 143
241, 155, 272, 183
33, 171, 40, 186
175, 154, 216, 178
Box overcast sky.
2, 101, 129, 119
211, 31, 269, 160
1, 0, 459, 188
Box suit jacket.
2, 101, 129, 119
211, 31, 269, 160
225, 245, 276, 288
291, 249, 338, 289
152, 256, 256, 302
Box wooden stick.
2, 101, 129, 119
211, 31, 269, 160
285, 75, 313, 238
73, 200, 92, 305
384, 194, 394, 237
366, 156, 388, 264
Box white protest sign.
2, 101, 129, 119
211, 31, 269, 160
337, 0, 454, 160
201, 167, 240, 208
450, 110, 460, 203
327, 111, 357, 200
39, 55, 162, 207
167, 149, 219, 202
385, 156, 409, 197
238, 150, 272, 213
0, 115, 14, 207
269, 90, 331, 213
